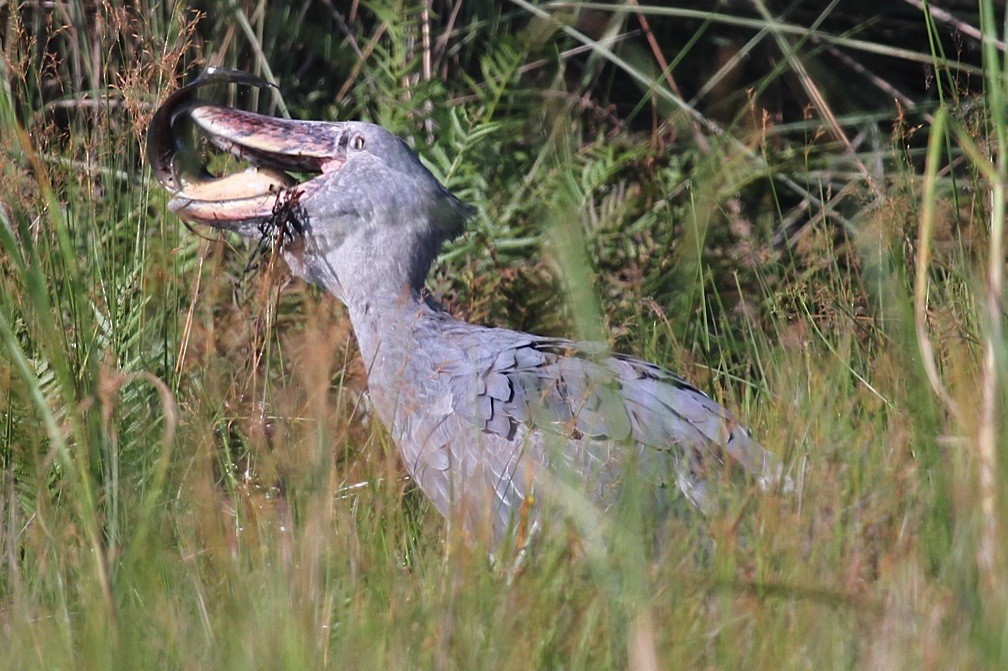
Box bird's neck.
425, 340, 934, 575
305, 223, 444, 376
345, 285, 436, 371
341, 283, 445, 434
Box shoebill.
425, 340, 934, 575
148, 69, 788, 548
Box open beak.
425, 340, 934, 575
146, 68, 344, 237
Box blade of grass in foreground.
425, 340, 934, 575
0, 74, 121, 661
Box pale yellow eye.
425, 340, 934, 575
351, 134, 366, 151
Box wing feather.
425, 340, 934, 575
446, 332, 784, 503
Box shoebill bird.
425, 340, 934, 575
148, 69, 788, 547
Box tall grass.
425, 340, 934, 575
0, 1, 1005, 668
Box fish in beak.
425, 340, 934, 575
146, 68, 346, 238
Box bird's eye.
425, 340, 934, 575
351, 134, 366, 151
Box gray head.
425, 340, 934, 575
148, 74, 471, 303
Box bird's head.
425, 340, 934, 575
148, 69, 472, 300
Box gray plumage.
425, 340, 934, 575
148, 71, 788, 546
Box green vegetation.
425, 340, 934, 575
1, 1, 1006, 667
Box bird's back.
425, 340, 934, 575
379, 308, 785, 545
